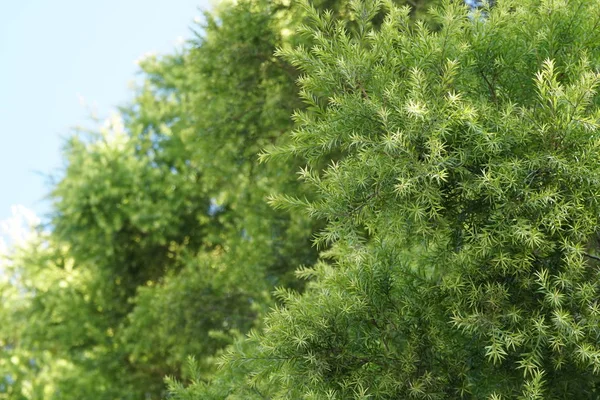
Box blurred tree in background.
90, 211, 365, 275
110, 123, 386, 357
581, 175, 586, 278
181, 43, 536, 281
4, 0, 600, 399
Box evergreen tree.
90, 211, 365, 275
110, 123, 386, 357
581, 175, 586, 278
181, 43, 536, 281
171, 0, 600, 398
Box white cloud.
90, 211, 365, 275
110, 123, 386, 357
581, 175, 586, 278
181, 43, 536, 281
175, 36, 185, 46
0, 205, 40, 270
0, 205, 40, 249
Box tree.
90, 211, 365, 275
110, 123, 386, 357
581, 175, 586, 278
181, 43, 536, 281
1, 0, 320, 397
170, 0, 600, 398
0, 0, 461, 398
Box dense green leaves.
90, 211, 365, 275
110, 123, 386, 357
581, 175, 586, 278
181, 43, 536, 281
4, 0, 600, 399
252, 0, 600, 398
1, 0, 323, 397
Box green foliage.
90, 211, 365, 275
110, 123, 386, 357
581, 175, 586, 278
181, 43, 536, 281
243, 0, 600, 398
1, 0, 321, 397
9, 0, 600, 399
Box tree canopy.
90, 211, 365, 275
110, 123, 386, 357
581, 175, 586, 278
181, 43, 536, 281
3, 0, 600, 399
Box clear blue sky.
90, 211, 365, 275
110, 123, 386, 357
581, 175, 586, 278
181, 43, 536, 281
0, 0, 211, 226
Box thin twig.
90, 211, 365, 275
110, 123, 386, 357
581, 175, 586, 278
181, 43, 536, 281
356, 80, 370, 100
479, 70, 497, 103
584, 252, 600, 262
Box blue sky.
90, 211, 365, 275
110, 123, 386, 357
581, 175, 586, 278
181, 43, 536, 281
0, 0, 211, 228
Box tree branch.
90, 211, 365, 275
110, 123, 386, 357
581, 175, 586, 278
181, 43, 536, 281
479, 70, 497, 103
584, 252, 600, 262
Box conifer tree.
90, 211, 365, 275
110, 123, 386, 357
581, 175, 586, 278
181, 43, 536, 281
171, 0, 600, 398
